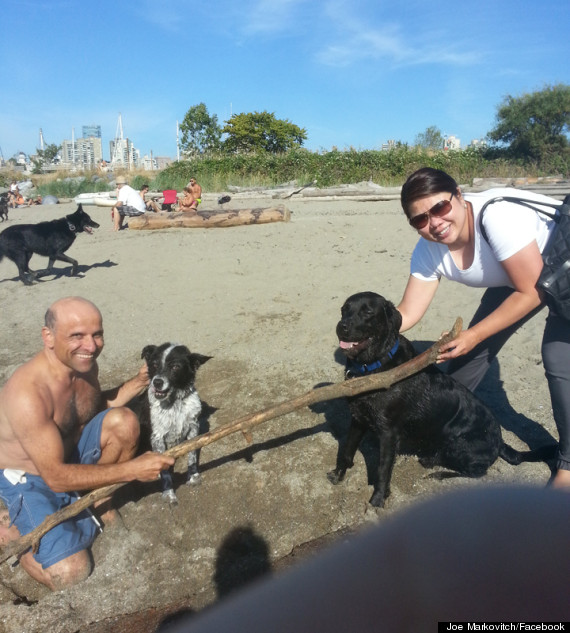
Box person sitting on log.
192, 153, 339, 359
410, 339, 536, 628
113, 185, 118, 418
111, 176, 147, 231
139, 184, 160, 213
179, 186, 198, 214
187, 177, 202, 210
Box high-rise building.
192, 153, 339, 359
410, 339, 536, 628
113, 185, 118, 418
61, 136, 103, 169
109, 137, 140, 168
82, 124, 102, 139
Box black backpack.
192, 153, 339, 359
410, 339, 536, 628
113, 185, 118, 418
478, 193, 570, 320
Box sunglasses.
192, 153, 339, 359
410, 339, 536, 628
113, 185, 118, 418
408, 192, 454, 230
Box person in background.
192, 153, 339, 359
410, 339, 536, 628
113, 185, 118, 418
7, 182, 19, 208
187, 177, 202, 210
111, 176, 146, 231
178, 186, 197, 213
139, 184, 160, 213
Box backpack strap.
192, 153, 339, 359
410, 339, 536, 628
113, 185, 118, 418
478, 194, 569, 245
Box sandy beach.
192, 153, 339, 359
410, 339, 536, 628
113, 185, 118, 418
0, 192, 557, 631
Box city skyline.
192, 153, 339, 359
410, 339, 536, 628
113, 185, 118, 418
8, 116, 173, 170
1, 0, 569, 162
6, 117, 179, 168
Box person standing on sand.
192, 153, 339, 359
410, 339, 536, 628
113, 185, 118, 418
0, 297, 174, 590
396, 167, 570, 489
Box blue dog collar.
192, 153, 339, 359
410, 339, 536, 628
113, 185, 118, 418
345, 340, 400, 377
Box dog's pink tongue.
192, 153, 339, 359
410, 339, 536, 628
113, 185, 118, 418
339, 340, 355, 349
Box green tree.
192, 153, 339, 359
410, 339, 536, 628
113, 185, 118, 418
222, 111, 307, 154
179, 103, 222, 157
487, 84, 570, 160
414, 126, 444, 150
31, 143, 61, 173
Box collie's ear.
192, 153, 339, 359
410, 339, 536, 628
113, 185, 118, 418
383, 300, 402, 332
191, 353, 212, 369
141, 345, 157, 361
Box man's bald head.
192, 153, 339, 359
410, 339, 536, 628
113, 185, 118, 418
44, 297, 102, 332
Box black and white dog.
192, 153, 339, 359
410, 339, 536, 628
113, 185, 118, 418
141, 343, 211, 504
328, 291, 553, 507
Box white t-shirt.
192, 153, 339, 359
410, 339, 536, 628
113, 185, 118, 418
118, 185, 146, 213
410, 188, 557, 289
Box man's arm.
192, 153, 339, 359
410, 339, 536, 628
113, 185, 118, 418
3, 378, 172, 492
101, 363, 149, 408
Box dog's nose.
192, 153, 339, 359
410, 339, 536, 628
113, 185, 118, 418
153, 378, 164, 390
337, 320, 350, 337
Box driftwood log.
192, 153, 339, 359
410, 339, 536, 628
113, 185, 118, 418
0, 318, 461, 565
128, 206, 291, 230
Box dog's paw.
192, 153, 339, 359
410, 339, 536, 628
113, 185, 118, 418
186, 472, 202, 486
326, 469, 345, 485
368, 490, 388, 508
162, 489, 179, 505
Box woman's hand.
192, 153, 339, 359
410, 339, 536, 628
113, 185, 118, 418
437, 328, 481, 362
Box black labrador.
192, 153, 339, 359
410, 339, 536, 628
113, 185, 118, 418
0, 204, 99, 284
328, 291, 552, 507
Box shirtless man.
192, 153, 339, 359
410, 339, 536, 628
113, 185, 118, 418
187, 178, 202, 210
0, 297, 174, 590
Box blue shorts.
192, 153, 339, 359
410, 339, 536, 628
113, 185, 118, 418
0, 409, 108, 568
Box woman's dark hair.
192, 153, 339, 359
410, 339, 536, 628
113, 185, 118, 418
400, 167, 458, 218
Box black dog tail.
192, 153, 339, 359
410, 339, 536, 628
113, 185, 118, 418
500, 442, 557, 465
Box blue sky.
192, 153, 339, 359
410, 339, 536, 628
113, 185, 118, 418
2, 0, 569, 161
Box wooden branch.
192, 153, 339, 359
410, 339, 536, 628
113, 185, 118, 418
0, 319, 461, 565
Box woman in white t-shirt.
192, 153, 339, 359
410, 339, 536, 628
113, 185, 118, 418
396, 167, 570, 489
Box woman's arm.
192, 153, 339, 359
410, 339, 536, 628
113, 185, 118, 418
396, 275, 440, 332
438, 240, 544, 360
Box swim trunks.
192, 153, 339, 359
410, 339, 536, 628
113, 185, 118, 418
0, 409, 108, 568
118, 205, 144, 217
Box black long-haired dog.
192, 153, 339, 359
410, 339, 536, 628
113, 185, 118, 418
328, 291, 553, 507
0, 204, 99, 284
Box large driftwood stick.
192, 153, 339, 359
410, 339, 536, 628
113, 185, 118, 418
0, 319, 461, 565
128, 206, 291, 230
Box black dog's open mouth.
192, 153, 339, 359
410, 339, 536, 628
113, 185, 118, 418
84, 226, 96, 234
338, 338, 372, 356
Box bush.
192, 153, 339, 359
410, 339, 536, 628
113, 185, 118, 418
156, 146, 570, 190
11, 147, 569, 196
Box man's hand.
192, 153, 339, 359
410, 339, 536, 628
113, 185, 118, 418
133, 362, 150, 391
102, 363, 150, 408
130, 452, 175, 482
